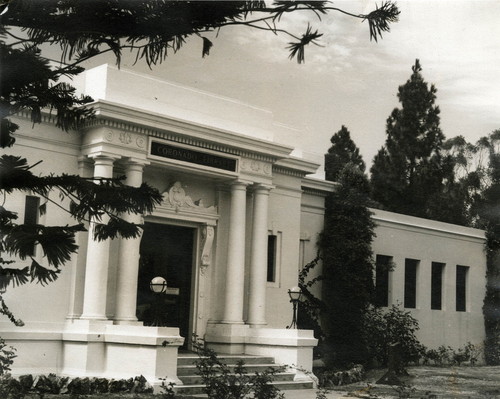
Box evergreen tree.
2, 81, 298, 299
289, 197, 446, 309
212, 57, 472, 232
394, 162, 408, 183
325, 125, 365, 182
370, 59, 467, 224
320, 164, 375, 367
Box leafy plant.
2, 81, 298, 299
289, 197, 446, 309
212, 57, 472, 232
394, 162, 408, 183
162, 339, 285, 399
0, 338, 16, 376
363, 304, 424, 369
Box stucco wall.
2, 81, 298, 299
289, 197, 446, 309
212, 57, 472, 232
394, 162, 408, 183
3, 117, 81, 324
371, 209, 487, 350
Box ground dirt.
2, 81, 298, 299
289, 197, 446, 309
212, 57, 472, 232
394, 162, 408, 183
19, 366, 500, 399
328, 366, 500, 398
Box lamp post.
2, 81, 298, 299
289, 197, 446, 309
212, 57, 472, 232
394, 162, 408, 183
150, 276, 167, 326
286, 286, 302, 329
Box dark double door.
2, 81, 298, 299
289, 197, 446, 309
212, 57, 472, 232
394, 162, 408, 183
137, 222, 194, 340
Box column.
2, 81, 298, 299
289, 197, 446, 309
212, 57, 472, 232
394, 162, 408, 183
80, 155, 117, 320
114, 159, 148, 324
66, 157, 93, 319
221, 181, 248, 324
247, 184, 271, 327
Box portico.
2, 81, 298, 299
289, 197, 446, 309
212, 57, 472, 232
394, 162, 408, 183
2, 65, 325, 388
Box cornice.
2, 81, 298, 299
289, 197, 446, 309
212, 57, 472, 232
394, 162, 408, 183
273, 156, 320, 177
301, 177, 338, 196
371, 208, 486, 242
83, 100, 294, 162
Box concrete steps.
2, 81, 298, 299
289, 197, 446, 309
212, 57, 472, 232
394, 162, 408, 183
173, 353, 314, 396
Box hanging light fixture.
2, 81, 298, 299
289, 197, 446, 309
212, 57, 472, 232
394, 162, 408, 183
150, 276, 167, 294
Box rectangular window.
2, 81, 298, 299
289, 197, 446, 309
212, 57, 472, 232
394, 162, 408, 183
404, 258, 419, 309
24, 195, 40, 256
431, 262, 445, 310
375, 255, 391, 307
456, 265, 468, 312
267, 235, 277, 283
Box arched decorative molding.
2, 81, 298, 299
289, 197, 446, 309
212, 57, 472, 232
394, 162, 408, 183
200, 226, 215, 274
161, 181, 217, 214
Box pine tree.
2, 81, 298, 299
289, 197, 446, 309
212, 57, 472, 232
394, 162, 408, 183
325, 125, 365, 182
0, 1, 400, 324
370, 59, 466, 223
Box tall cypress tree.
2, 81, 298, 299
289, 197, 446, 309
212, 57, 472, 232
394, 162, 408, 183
325, 125, 365, 182
370, 59, 465, 222
320, 164, 375, 367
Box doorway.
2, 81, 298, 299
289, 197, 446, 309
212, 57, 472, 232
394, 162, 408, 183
137, 222, 195, 342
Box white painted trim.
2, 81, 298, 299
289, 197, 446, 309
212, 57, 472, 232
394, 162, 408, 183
371, 208, 486, 242
86, 100, 295, 159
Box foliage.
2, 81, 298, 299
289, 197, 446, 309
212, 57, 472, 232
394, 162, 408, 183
0, 338, 16, 376
443, 131, 500, 364
193, 341, 285, 399
325, 125, 366, 182
0, 373, 152, 398
370, 59, 467, 225
297, 255, 325, 342
318, 364, 364, 387
0, 154, 163, 321
162, 339, 285, 399
421, 342, 482, 366
362, 304, 424, 368
319, 163, 375, 368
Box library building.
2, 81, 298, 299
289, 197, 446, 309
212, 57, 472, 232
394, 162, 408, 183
2, 65, 487, 390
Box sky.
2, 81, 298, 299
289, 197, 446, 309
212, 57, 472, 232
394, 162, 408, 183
86, 0, 500, 176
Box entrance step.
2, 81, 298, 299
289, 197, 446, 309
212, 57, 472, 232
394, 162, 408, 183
174, 353, 314, 396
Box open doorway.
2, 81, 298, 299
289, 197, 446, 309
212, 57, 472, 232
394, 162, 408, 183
137, 222, 195, 343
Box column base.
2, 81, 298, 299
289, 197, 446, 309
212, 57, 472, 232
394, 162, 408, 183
113, 318, 143, 326
247, 322, 267, 328
205, 324, 318, 374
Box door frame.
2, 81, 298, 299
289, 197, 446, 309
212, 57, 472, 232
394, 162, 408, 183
143, 215, 210, 350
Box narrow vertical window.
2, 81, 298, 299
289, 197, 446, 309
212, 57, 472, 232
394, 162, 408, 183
267, 235, 277, 282
375, 255, 391, 307
431, 262, 445, 310
404, 258, 418, 309
24, 195, 40, 256
456, 265, 468, 312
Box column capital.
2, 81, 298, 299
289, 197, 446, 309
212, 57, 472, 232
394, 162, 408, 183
251, 183, 275, 193
87, 152, 121, 163
231, 179, 253, 187
122, 157, 150, 167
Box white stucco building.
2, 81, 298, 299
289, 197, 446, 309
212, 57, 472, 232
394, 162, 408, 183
1, 65, 487, 388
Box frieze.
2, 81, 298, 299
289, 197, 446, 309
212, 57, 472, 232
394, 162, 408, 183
119, 132, 132, 144
240, 159, 272, 176
86, 128, 147, 150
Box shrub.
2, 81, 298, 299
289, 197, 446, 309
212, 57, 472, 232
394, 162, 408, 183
0, 338, 16, 376
422, 342, 483, 366
163, 339, 285, 399
363, 304, 424, 368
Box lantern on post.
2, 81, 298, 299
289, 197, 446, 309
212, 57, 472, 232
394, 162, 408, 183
286, 286, 302, 329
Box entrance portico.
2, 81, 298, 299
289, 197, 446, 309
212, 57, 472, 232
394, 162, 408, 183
3, 66, 324, 389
